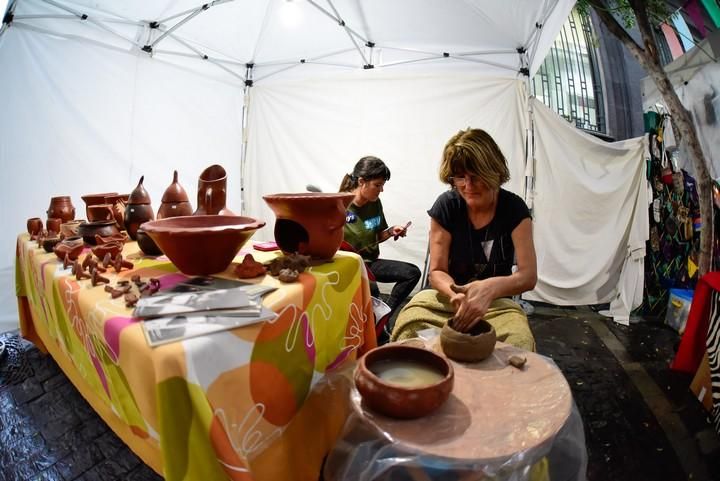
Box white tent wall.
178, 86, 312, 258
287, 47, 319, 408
525, 98, 648, 319
0, 25, 245, 331
243, 73, 529, 280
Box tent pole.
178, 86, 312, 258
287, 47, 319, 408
239, 64, 253, 215
520, 49, 536, 212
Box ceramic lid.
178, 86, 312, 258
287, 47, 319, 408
161, 170, 190, 203
127, 175, 152, 204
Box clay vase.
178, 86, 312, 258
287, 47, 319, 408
46, 218, 62, 235
262, 193, 354, 259
158, 170, 193, 219
46, 196, 76, 223
27, 217, 43, 237
354, 344, 454, 419
124, 176, 155, 240
440, 318, 497, 363
194, 164, 234, 216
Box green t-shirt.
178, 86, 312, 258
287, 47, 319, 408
344, 199, 388, 261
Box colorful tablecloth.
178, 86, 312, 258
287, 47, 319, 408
15, 234, 377, 481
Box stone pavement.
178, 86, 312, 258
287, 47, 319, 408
1, 304, 719, 480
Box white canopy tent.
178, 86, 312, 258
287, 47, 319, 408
0, 0, 647, 331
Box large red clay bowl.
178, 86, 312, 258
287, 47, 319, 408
263, 193, 354, 259
141, 215, 265, 275
355, 344, 454, 419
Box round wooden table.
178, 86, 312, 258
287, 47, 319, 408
325, 338, 581, 481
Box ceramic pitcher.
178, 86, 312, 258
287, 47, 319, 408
193, 164, 234, 216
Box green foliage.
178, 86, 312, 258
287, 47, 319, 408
576, 0, 671, 29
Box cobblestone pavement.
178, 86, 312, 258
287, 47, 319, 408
1, 304, 720, 480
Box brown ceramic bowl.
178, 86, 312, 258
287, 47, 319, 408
53, 236, 85, 261
78, 221, 121, 245
440, 318, 497, 363
141, 215, 265, 275
42, 236, 62, 253
354, 344, 454, 419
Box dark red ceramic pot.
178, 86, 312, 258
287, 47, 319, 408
262, 193, 354, 260
354, 344, 454, 419
47, 196, 76, 223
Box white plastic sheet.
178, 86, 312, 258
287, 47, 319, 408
525, 99, 648, 312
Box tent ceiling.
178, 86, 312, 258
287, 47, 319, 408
6, 0, 574, 84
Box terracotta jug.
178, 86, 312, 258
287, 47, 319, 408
47, 196, 76, 223
194, 164, 234, 216
124, 176, 155, 240
158, 170, 193, 219
262, 193, 354, 259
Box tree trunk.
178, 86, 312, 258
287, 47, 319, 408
592, 1, 714, 276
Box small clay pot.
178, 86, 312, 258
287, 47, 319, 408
354, 344, 454, 419
27, 217, 43, 236
78, 221, 121, 245
440, 318, 497, 363
46, 218, 62, 235
60, 220, 83, 238
135, 228, 163, 256
82, 192, 118, 219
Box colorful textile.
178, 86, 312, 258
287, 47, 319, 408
660, 22, 685, 59
701, 0, 720, 28
15, 235, 376, 481
686, 0, 708, 39
671, 12, 696, 52
389, 289, 536, 352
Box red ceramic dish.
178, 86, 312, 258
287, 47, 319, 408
141, 215, 265, 275
355, 344, 454, 419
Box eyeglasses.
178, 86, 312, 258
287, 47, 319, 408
449, 175, 484, 187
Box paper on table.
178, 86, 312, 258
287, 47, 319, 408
133, 286, 254, 319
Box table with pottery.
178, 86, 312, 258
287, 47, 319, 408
325, 334, 587, 481
15, 165, 376, 481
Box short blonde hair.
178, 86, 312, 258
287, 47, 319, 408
438, 128, 510, 190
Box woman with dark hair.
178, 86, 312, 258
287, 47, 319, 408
390, 129, 537, 351
340, 156, 421, 334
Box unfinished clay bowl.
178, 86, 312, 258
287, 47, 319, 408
440, 318, 496, 363
355, 344, 454, 419
262, 193, 354, 259
141, 215, 265, 275
78, 220, 121, 245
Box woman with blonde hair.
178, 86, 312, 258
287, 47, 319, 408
390, 129, 537, 351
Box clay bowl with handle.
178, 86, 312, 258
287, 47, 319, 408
354, 344, 454, 419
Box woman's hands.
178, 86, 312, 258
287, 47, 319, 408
450, 281, 495, 332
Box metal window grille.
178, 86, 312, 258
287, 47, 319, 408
532, 8, 606, 134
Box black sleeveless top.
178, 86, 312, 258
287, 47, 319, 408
428, 189, 531, 285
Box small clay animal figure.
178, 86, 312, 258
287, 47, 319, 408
234, 254, 267, 278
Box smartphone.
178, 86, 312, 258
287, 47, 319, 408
253, 241, 279, 251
